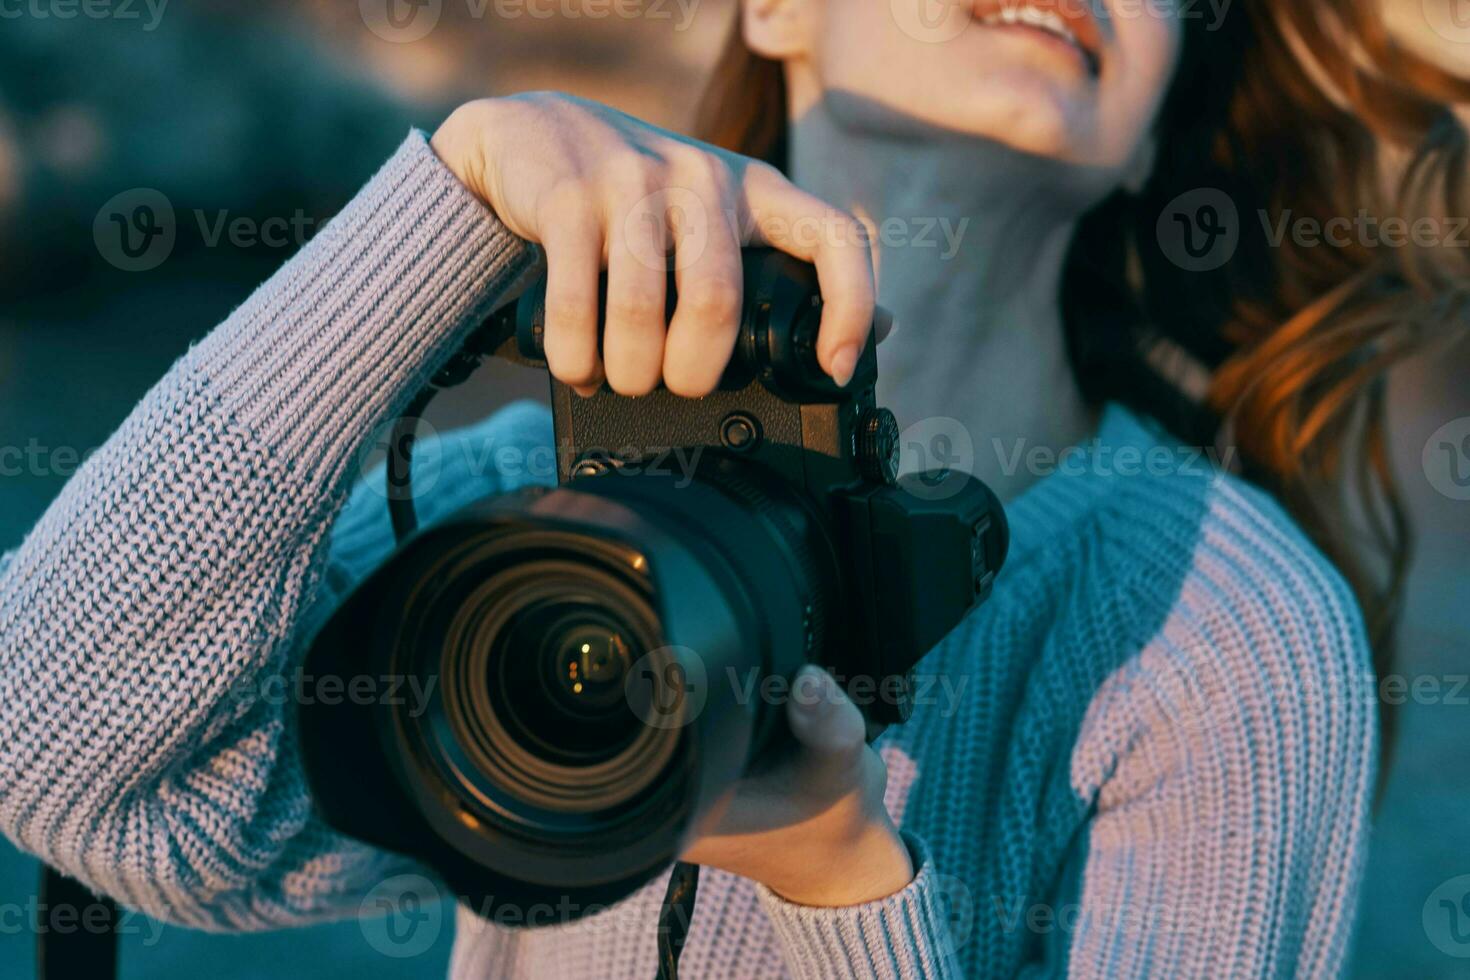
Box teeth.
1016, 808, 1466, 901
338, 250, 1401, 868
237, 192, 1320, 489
978, 5, 1081, 49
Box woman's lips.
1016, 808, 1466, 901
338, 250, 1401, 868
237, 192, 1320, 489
970, 0, 1104, 77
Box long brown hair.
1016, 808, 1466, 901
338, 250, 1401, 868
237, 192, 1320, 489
694, 2, 1470, 753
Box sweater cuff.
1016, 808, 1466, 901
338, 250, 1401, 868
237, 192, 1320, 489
755, 832, 964, 980
183, 128, 541, 486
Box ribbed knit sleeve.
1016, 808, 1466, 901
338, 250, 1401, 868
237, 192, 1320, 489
756, 832, 964, 979
1060, 475, 1377, 978
0, 131, 540, 930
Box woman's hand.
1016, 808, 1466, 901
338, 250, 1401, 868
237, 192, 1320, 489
431, 92, 876, 397
681, 666, 915, 907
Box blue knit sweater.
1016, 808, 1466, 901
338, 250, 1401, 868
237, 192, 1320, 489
0, 133, 1375, 978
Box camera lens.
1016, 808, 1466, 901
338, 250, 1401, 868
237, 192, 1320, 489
490, 595, 645, 766
329, 469, 835, 911
409, 551, 683, 826
548, 616, 634, 709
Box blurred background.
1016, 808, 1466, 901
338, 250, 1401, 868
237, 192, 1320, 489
0, 3, 733, 977
0, 2, 1465, 978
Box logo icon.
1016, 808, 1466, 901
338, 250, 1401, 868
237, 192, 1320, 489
899, 417, 975, 501
1156, 188, 1239, 272
360, 873, 444, 958
94, 188, 175, 272
891, 0, 970, 43
360, 0, 443, 43
1423, 0, 1470, 45
622, 186, 712, 274
932, 873, 977, 951
1423, 417, 1470, 501
1139, 646, 1234, 738
627, 646, 707, 730
359, 416, 443, 501
1424, 874, 1470, 958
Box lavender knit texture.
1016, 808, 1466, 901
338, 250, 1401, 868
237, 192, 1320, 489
0, 132, 1375, 978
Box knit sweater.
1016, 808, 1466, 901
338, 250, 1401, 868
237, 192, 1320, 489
0, 132, 1375, 979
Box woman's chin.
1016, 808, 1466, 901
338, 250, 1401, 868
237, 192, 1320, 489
839, 63, 1108, 149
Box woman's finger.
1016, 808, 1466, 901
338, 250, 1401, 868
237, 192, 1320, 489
664, 168, 744, 398
738, 163, 877, 387
602, 181, 671, 397
538, 191, 605, 397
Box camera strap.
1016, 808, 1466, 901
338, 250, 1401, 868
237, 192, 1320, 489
36, 866, 119, 980
655, 862, 701, 980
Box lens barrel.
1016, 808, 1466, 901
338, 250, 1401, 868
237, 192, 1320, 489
302, 456, 835, 917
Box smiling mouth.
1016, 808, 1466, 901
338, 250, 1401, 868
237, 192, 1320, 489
972, 1, 1103, 78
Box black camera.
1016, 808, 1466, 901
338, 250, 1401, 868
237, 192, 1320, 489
299, 248, 1008, 920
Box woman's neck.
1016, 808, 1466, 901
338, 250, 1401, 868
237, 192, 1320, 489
788, 97, 1099, 500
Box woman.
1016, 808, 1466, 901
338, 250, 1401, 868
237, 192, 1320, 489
1, 0, 1465, 977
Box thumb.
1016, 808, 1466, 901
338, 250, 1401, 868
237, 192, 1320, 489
786, 665, 867, 759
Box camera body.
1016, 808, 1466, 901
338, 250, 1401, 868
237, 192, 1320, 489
523, 249, 1004, 726
299, 248, 1007, 920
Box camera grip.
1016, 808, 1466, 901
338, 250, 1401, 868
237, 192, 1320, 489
495, 247, 887, 402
